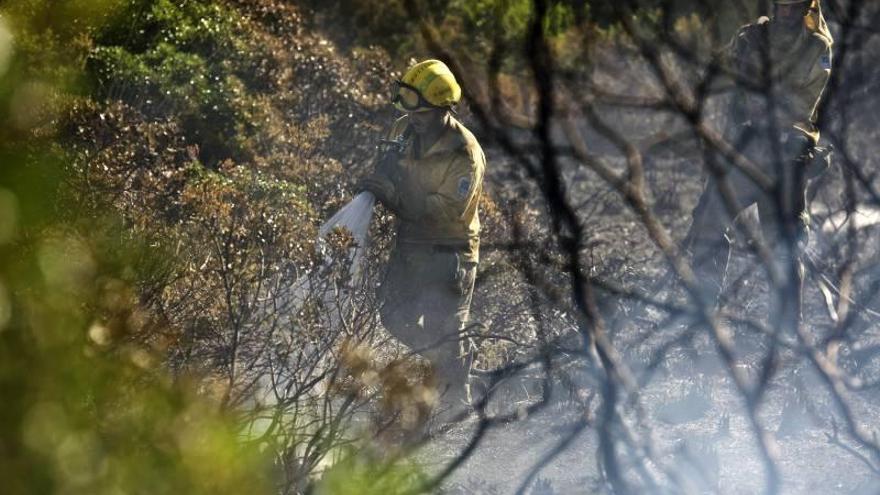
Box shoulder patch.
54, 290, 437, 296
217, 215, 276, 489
456, 175, 472, 199
820, 53, 832, 70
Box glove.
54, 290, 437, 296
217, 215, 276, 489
356, 175, 397, 210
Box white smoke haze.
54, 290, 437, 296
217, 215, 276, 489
244, 192, 378, 474
269, 191, 376, 328
398, 3, 880, 494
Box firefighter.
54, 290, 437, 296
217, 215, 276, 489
358, 59, 485, 415
685, 0, 833, 309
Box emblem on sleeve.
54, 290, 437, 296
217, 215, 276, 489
456, 176, 471, 199
820, 54, 831, 70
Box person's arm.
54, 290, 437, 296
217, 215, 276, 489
727, 26, 758, 128
356, 118, 411, 211
776, 41, 831, 143
710, 26, 744, 90
799, 43, 832, 124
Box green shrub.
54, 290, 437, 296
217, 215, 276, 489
0, 3, 275, 493
3, 0, 435, 492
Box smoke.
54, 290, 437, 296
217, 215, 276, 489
274, 191, 377, 334
246, 192, 378, 445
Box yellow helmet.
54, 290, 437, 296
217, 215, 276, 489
393, 59, 461, 112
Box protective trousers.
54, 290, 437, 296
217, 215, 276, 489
379, 242, 477, 408
685, 133, 818, 314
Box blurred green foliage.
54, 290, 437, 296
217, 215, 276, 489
0, 2, 275, 494
309, 0, 756, 71
0, 0, 436, 493
306, 0, 579, 69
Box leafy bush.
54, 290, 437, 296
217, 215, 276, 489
0, 2, 276, 493
3, 0, 430, 489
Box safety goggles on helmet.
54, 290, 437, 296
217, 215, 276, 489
392, 80, 438, 112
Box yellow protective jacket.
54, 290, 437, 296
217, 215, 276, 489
727, 7, 833, 143
380, 114, 485, 263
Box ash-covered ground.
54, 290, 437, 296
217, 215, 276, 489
414, 106, 880, 493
